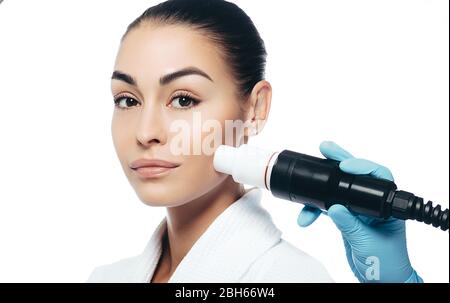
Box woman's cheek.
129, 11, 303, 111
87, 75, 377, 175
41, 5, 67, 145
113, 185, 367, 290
177, 127, 225, 198
111, 116, 135, 173
177, 154, 228, 204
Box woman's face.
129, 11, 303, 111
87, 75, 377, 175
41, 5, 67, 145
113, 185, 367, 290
111, 23, 251, 207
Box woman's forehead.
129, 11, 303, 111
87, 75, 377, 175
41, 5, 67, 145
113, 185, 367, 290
114, 24, 225, 79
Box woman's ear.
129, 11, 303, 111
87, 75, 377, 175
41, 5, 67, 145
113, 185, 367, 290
244, 80, 272, 137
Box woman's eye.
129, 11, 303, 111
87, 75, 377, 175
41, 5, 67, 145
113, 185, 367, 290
170, 95, 200, 109
114, 96, 140, 109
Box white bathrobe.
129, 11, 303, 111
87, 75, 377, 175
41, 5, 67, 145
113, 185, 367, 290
87, 187, 334, 283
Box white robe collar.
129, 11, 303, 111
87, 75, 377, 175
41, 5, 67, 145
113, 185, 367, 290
133, 187, 282, 283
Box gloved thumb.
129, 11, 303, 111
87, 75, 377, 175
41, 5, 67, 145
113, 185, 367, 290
327, 204, 365, 237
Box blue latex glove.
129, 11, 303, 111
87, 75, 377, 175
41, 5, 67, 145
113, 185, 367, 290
297, 141, 423, 283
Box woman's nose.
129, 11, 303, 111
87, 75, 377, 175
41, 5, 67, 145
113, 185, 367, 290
135, 104, 167, 148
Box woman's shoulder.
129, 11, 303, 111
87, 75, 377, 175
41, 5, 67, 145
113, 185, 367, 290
86, 254, 144, 283
241, 239, 334, 283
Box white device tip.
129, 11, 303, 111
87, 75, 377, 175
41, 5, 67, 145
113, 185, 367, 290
213, 144, 277, 190
213, 145, 236, 175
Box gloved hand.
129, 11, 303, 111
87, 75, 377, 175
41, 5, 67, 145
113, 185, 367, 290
297, 141, 423, 283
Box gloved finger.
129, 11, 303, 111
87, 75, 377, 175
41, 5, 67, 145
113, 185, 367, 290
355, 213, 385, 226
356, 214, 405, 231
319, 141, 354, 162
332, 204, 397, 227
339, 158, 394, 181
297, 205, 323, 227
342, 238, 364, 282
327, 204, 366, 237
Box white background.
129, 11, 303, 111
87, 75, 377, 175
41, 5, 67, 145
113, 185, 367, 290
0, 0, 448, 282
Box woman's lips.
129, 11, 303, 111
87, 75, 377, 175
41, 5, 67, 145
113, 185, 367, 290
129, 159, 181, 179
133, 166, 178, 178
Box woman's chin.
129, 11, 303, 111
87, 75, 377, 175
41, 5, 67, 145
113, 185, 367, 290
132, 177, 227, 208
133, 186, 182, 207
132, 182, 206, 207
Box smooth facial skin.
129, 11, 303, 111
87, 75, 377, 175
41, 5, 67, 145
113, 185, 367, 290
110, 22, 272, 282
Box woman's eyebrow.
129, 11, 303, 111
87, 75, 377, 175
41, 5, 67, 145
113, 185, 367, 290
111, 71, 137, 86
111, 67, 214, 87
159, 67, 214, 85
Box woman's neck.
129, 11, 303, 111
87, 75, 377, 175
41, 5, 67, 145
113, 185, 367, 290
161, 177, 245, 279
